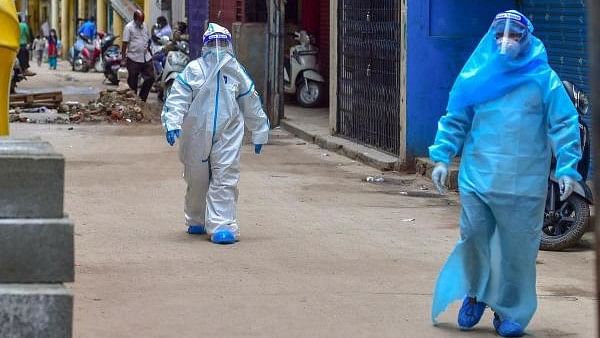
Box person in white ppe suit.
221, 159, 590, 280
161, 23, 270, 245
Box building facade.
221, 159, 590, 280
328, 0, 590, 166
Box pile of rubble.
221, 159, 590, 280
9, 89, 160, 124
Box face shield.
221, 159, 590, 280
491, 12, 530, 58
202, 33, 234, 65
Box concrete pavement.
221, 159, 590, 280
7, 122, 595, 337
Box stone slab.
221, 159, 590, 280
0, 139, 64, 218
0, 284, 72, 338
281, 119, 402, 171
0, 218, 73, 283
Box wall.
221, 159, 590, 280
405, 0, 512, 159
232, 22, 267, 98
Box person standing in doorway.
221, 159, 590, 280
121, 10, 154, 102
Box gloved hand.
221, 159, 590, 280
431, 162, 449, 195
254, 144, 263, 154
559, 176, 576, 201
166, 129, 181, 146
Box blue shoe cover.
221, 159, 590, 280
187, 225, 206, 235
211, 230, 237, 244
493, 313, 524, 337
457, 297, 486, 329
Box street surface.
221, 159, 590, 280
8, 61, 596, 337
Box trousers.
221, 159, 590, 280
183, 117, 244, 237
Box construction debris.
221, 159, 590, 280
10, 89, 159, 124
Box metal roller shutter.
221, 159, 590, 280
521, 0, 588, 94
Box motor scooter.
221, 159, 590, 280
152, 35, 170, 97
159, 39, 190, 102
101, 34, 122, 85
284, 31, 326, 108
73, 32, 103, 73
540, 81, 593, 251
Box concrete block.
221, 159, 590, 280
0, 218, 73, 283
0, 139, 64, 218
0, 284, 72, 338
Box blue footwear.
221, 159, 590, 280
457, 297, 486, 329
187, 225, 206, 235
211, 230, 237, 244
493, 313, 524, 337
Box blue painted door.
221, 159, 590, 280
405, 0, 512, 159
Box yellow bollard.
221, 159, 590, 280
0, 0, 19, 136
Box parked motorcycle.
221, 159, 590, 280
68, 36, 85, 70
72, 32, 103, 73
10, 57, 25, 94
284, 30, 326, 108
159, 39, 190, 102
101, 34, 122, 85
540, 80, 593, 251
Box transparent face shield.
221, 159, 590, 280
491, 18, 528, 58
202, 34, 234, 65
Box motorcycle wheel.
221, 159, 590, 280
296, 79, 323, 108
540, 194, 590, 251
74, 57, 87, 72
108, 73, 119, 85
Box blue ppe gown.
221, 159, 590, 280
429, 21, 582, 329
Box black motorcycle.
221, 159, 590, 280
540, 81, 593, 251
101, 34, 122, 85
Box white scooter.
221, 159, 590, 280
284, 31, 326, 108
159, 39, 191, 102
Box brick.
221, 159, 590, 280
0, 139, 64, 218
0, 218, 73, 283
0, 284, 72, 338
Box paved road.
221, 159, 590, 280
9, 123, 596, 337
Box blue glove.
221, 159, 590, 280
254, 144, 263, 154
166, 129, 181, 146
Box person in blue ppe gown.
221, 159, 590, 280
161, 23, 270, 245
429, 10, 582, 337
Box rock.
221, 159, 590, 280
110, 111, 124, 120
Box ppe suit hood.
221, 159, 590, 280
446, 11, 553, 112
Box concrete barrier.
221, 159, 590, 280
0, 284, 72, 337
0, 140, 64, 218
0, 218, 74, 283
